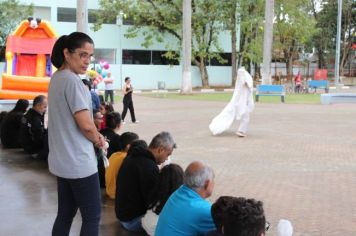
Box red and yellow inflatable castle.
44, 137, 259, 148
0, 18, 57, 99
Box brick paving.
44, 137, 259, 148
1, 93, 356, 235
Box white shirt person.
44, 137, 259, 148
209, 67, 254, 137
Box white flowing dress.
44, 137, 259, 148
209, 67, 254, 135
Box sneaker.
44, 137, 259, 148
133, 120, 139, 124
122, 121, 126, 124
236, 131, 246, 137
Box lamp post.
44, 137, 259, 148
334, 0, 342, 87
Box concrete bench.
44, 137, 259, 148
320, 93, 356, 105
308, 80, 329, 93
255, 85, 285, 103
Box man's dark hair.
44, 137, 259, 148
224, 197, 266, 236
125, 77, 130, 82
120, 132, 139, 151
127, 139, 148, 156
33, 95, 46, 107
105, 112, 121, 129
211, 196, 236, 233
12, 99, 29, 113
149, 164, 184, 215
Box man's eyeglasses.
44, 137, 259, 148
265, 221, 270, 231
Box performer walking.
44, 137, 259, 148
209, 67, 254, 137
122, 77, 138, 123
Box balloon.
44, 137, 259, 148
103, 62, 109, 70
101, 70, 108, 78
87, 70, 97, 78
96, 66, 102, 74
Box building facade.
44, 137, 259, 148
15, 0, 236, 90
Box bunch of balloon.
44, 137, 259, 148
92, 61, 110, 86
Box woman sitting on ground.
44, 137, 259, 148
142, 163, 184, 235
1, 99, 29, 148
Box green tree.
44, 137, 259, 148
0, 0, 33, 60
219, 0, 264, 83
95, 0, 226, 88
274, 0, 316, 79
311, 0, 356, 75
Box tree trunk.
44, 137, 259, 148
231, 2, 237, 86
76, 0, 88, 33
317, 48, 325, 68
198, 60, 209, 88
261, 0, 274, 85
181, 0, 192, 94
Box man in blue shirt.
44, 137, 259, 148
155, 161, 216, 236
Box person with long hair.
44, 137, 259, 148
48, 32, 106, 236
0, 99, 29, 148
142, 163, 184, 235
122, 77, 138, 124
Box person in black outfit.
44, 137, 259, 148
1, 99, 29, 148
122, 77, 138, 123
115, 132, 176, 233
20, 95, 49, 159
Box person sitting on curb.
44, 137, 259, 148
206, 196, 236, 236
222, 197, 269, 236
1, 99, 29, 148
105, 132, 139, 199
142, 163, 184, 235
20, 95, 49, 159
100, 111, 122, 158
155, 161, 216, 236
115, 132, 176, 233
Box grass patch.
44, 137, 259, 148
139, 92, 321, 104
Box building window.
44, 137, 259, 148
88, 9, 116, 24
34, 6, 51, 21
152, 51, 179, 65
57, 7, 76, 22
122, 50, 151, 65
94, 49, 116, 64
210, 53, 232, 66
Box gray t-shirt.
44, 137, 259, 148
48, 69, 97, 179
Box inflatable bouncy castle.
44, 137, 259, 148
0, 18, 57, 99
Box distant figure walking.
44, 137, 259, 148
209, 67, 254, 137
122, 77, 138, 123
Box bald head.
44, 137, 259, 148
184, 161, 214, 190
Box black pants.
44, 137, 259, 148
52, 173, 101, 236
104, 90, 114, 104
122, 100, 136, 122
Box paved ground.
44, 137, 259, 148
1, 93, 356, 236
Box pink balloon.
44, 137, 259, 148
103, 62, 109, 70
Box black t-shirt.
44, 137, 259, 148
100, 128, 121, 158
1, 111, 25, 148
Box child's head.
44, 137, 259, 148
211, 196, 236, 233
93, 109, 103, 129
120, 132, 139, 151
105, 112, 121, 130
100, 102, 114, 115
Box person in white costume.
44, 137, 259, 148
209, 67, 254, 137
